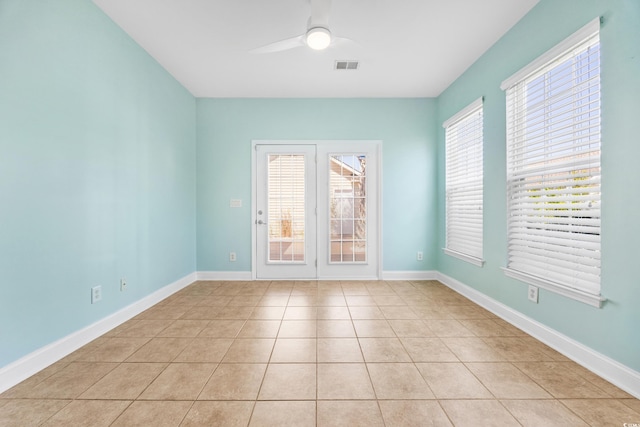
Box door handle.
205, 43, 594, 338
257, 219, 267, 225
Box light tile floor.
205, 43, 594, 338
1, 280, 639, 426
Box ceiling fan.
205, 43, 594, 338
250, 0, 354, 53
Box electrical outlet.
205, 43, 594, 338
120, 278, 127, 292
528, 285, 539, 303
417, 251, 423, 261
91, 286, 102, 304
229, 252, 237, 262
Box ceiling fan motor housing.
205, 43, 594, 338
306, 26, 331, 50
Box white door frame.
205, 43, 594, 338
251, 140, 382, 280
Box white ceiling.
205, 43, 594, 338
92, 0, 539, 98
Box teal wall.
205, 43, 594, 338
436, 0, 640, 371
0, 1, 197, 367
196, 98, 437, 273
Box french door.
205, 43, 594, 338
253, 141, 380, 280
255, 145, 317, 279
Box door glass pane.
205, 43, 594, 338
268, 154, 305, 263
329, 154, 367, 263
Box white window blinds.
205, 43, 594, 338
444, 98, 484, 265
501, 18, 603, 307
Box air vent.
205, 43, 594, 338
335, 60, 359, 70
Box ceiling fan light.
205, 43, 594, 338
306, 27, 331, 50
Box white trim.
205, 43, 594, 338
500, 17, 601, 91
443, 248, 485, 267
0, 272, 196, 394
382, 270, 438, 281
436, 271, 640, 399
197, 271, 438, 282
251, 142, 258, 280
375, 142, 383, 281
503, 267, 605, 308
197, 271, 253, 281
442, 97, 484, 129
319, 275, 379, 281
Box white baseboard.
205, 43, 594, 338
197, 271, 438, 282
382, 270, 438, 281
436, 271, 640, 399
0, 272, 197, 394
197, 271, 253, 281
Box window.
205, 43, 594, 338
501, 18, 603, 307
268, 154, 306, 262
329, 154, 367, 263
444, 98, 484, 266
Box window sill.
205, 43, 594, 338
502, 267, 605, 308
443, 248, 485, 267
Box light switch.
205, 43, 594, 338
230, 199, 242, 208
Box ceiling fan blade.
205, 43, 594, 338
331, 35, 359, 48
309, 0, 331, 28
249, 35, 305, 54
